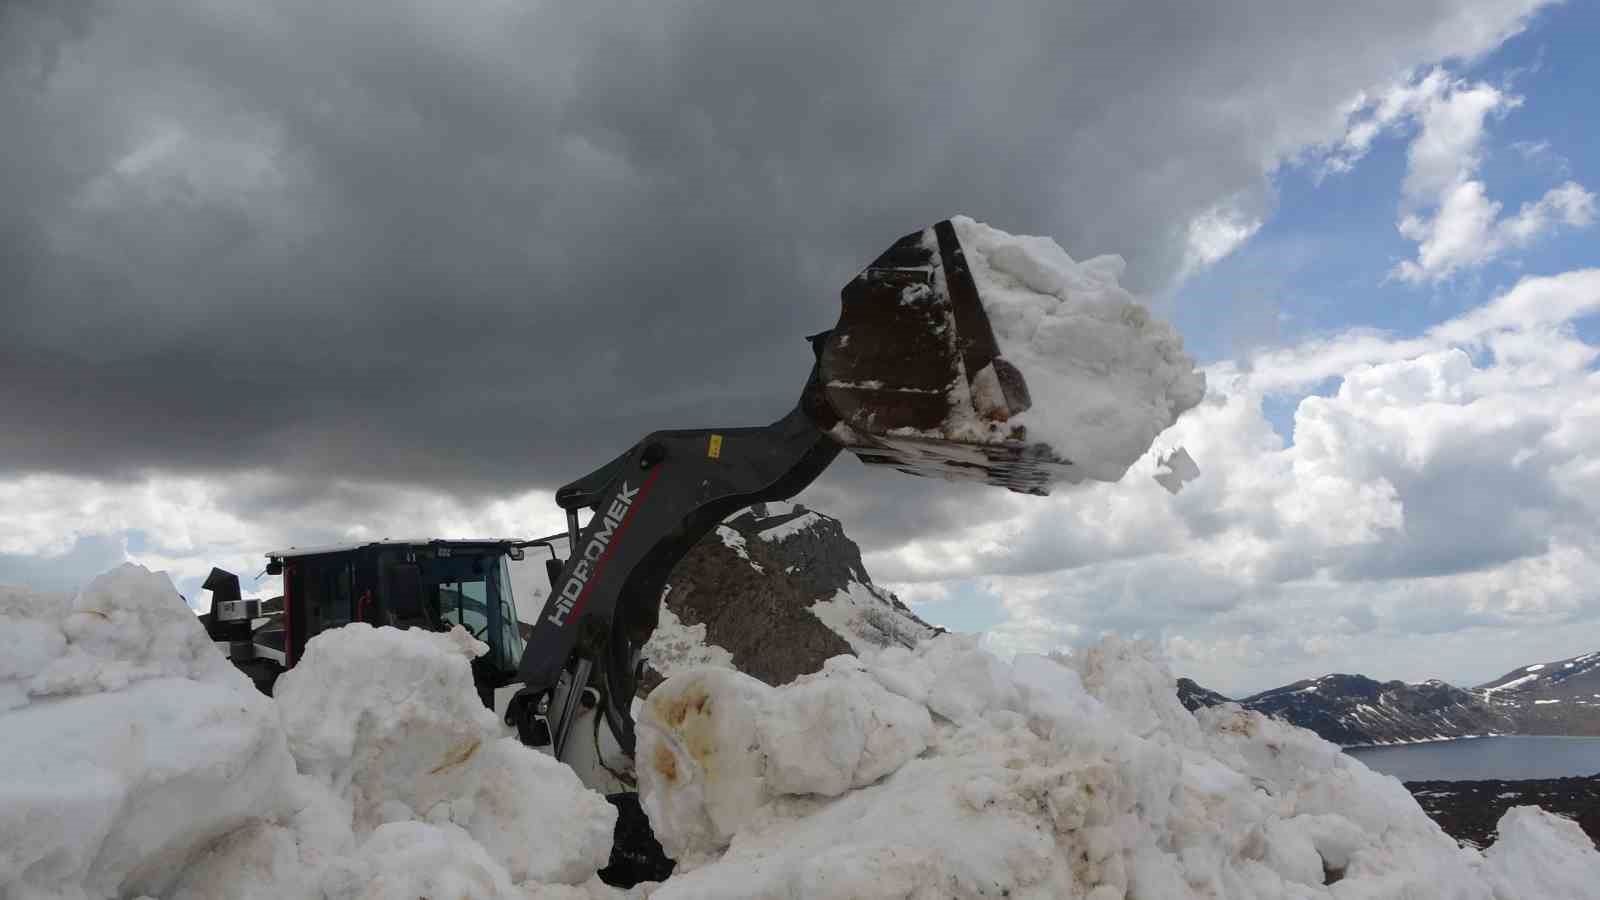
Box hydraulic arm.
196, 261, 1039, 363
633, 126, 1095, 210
509, 220, 1076, 759
510, 346, 843, 756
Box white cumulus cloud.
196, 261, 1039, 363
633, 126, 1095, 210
1355, 70, 1595, 283
879, 269, 1600, 694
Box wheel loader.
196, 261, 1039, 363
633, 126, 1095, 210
201, 220, 1078, 885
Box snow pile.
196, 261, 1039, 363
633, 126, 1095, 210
1, 564, 243, 710
951, 216, 1207, 483
10, 565, 1600, 900
272, 623, 617, 885
1480, 806, 1600, 895
637, 658, 932, 860
1, 565, 297, 899
637, 634, 1600, 899
1, 565, 619, 900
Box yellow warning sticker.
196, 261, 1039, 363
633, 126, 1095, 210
707, 434, 723, 459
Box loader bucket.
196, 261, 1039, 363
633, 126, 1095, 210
818, 220, 1077, 496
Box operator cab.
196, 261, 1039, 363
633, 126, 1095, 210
205, 539, 542, 705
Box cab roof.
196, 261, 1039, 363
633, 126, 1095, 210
266, 538, 521, 560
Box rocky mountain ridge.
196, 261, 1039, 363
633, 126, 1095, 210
1181, 652, 1600, 747
1475, 650, 1600, 736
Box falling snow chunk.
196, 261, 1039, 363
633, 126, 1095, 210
1153, 445, 1202, 495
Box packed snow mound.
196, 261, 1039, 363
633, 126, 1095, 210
274, 623, 499, 822
951, 216, 1207, 483
638, 634, 1600, 899
637, 658, 932, 860
273, 623, 617, 886
1480, 805, 1600, 895
1, 565, 297, 900
1, 566, 619, 899
11, 566, 1600, 900
0, 563, 241, 710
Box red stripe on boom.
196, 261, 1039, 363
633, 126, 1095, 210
563, 465, 664, 624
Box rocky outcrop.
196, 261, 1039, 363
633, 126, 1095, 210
1176, 677, 1232, 713
657, 503, 939, 688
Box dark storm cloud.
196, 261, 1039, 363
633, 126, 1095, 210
0, 0, 1542, 520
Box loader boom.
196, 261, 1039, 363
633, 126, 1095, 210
512, 346, 842, 756
510, 219, 1077, 760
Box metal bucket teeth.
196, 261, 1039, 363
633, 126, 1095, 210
818, 220, 1077, 495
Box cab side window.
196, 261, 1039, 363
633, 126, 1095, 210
308, 559, 355, 633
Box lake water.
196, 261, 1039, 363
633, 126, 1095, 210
1346, 735, 1600, 782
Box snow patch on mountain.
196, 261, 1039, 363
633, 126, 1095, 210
755, 512, 826, 544
641, 606, 736, 678
808, 580, 933, 655
714, 526, 762, 573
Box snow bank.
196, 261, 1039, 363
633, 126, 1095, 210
275, 623, 617, 884
10, 564, 1600, 900
1, 565, 619, 900
1, 563, 243, 710
951, 216, 1206, 483
1480, 805, 1600, 895
638, 634, 1600, 899
1, 565, 297, 899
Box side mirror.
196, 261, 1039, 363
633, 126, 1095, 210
544, 558, 563, 590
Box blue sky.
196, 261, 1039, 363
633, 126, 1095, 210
1178, 0, 1599, 369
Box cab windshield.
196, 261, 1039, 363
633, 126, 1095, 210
426, 550, 522, 674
